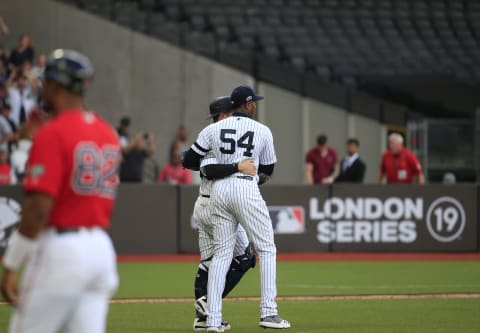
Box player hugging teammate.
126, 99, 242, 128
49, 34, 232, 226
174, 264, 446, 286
183, 86, 291, 331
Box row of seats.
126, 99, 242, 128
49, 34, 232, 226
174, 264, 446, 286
61, 0, 480, 87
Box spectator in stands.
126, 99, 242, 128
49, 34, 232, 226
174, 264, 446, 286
378, 133, 425, 184
170, 125, 189, 158
0, 60, 7, 84
6, 69, 38, 126
120, 132, 156, 182
0, 147, 14, 185
158, 149, 192, 185
305, 134, 339, 184
10, 124, 31, 183
8, 34, 34, 70
335, 138, 366, 183
0, 99, 15, 152
30, 54, 46, 80
117, 116, 131, 149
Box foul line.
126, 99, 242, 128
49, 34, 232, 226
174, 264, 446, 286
1, 293, 479, 306
110, 293, 480, 304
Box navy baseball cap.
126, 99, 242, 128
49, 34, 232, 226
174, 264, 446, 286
230, 85, 264, 107
208, 96, 233, 119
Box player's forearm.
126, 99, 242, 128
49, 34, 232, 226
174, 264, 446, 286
201, 163, 239, 180
18, 192, 54, 239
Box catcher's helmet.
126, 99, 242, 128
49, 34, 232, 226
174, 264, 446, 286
209, 96, 233, 119
44, 49, 94, 95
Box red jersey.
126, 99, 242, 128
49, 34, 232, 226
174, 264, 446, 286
24, 110, 121, 229
158, 163, 192, 185
0, 163, 11, 185
380, 148, 422, 184
305, 147, 338, 184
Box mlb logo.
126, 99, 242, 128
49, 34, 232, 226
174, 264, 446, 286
269, 206, 305, 234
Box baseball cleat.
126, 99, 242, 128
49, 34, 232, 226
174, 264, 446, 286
193, 316, 207, 331
259, 315, 291, 329
206, 326, 224, 332
194, 296, 208, 316
221, 320, 231, 330
193, 317, 231, 331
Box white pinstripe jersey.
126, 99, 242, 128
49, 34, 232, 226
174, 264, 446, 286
198, 152, 215, 195
192, 114, 277, 177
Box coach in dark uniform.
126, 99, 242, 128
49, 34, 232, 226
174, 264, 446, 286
335, 138, 366, 183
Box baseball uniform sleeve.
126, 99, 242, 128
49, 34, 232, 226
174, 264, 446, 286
191, 125, 213, 156
200, 152, 216, 168
24, 126, 64, 198
259, 128, 277, 165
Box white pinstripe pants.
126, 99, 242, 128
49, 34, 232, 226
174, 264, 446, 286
206, 177, 278, 327
193, 196, 249, 262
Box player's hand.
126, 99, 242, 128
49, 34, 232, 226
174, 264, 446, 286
1, 268, 19, 306
238, 159, 256, 176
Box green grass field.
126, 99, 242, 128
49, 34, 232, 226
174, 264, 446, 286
1, 261, 480, 332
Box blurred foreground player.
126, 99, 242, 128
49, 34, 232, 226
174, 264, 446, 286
1, 49, 121, 333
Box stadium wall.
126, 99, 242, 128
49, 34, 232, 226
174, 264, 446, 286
3, 0, 397, 183
0, 185, 478, 254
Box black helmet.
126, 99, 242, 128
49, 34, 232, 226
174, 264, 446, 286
209, 96, 233, 119
44, 49, 94, 95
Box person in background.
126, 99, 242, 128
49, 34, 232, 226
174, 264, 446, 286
378, 132, 425, 184
158, 148, 192, 185
170, 125, 189, 158
117, 116, 131, 149
30, 54, 46, 80
335, 138, 366, 183
0, 148, 14, 185
6, 70, 38, 127
10, 124, 31, 183
8, 34, 34, 70
120, 132, 156, 182
305, 134, 339, 184
0, 99, 15, 152
442, 172, 456, 185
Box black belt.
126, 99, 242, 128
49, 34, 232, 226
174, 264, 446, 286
236, 175, 254, 181
54, 228, 80, 234
201, 194, 210, 198
53, 227, 102, 234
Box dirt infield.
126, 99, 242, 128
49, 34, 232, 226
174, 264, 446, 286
117, 252, 480, 262
110, 293, 480, 304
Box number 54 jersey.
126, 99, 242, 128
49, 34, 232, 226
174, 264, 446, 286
192, 113, 277, 177
24, 110, 121, 229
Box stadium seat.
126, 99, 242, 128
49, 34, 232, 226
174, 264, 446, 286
66, 0, 480, 112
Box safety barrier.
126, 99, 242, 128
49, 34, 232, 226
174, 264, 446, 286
0, 184, 478, 254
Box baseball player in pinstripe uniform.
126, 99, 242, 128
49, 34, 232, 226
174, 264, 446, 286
191, 96, 257, 331
183, 86, 290, 331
